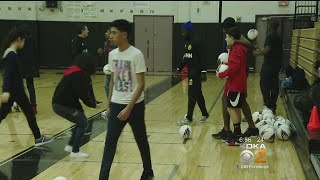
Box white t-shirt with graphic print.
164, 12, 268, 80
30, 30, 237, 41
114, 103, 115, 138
109, 46, 146, 105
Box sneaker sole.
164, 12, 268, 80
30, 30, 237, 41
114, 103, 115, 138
35, 137, 54, 147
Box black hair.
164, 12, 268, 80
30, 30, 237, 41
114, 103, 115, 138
75, 23, 87, 35
0, 25, 27, 59
222, 17, 236, 29
73, 53, 96, 75
226, 27, 241, 40
110, 19, 131, 38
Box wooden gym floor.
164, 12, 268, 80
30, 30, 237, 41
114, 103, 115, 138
0, 70, 305, 180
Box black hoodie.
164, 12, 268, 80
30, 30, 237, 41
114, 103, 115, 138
52, 65, 96, 112
71, 35, 88, 59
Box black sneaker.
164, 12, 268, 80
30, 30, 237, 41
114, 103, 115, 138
243, 127, 259, 137
212, 128, 228, 139
224, 134, 244, 146
140, 170, 154, 180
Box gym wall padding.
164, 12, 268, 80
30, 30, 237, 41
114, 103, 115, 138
0, 20, 255, 70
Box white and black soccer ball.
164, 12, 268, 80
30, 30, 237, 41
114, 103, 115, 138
179, 125, 192, 139
276, 124, 291, 140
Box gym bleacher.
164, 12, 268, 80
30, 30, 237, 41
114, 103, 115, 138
285, 21, 320, 179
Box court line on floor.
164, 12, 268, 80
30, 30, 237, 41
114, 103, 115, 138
58, 159, 178, 166
168, 164, 180, 180
35, 82, 55, 88
90, 140, 183, 145
0, 133, 33, 136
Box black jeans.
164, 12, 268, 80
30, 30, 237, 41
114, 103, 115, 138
26, 77, 37, 107
99, 101, 152, 180
52, 103, 88, 152
187, 76, 208, 120
260, 65, 280, 111
0, 90, 41, 139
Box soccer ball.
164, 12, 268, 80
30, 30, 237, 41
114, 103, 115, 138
179, 125, 192, 139
103, 64, 111, 75
247, 29, 258, 40
218, 53, 228, 64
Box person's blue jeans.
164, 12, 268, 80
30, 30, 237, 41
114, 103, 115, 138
105, 74, 111, 98
99, 101, 152, 179
52, 103, 88, 152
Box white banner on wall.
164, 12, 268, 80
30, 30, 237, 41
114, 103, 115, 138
64, 1, 82, 19
131, 1, 150, 8
83, 7, 97, 17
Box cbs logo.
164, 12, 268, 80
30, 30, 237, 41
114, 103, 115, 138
240, 149, 267, 164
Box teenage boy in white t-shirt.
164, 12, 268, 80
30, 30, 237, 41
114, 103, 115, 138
99, 19, 154, 180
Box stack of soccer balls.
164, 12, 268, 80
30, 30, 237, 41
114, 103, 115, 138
252, 108, 292, 142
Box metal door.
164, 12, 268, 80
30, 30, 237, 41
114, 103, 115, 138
153, 16, 173, 72
134, 16, 154, 71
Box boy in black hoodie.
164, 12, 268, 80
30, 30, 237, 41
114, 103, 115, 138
52, 53, 97, 158
71, 23, 102, 106
176, 21, 209, 125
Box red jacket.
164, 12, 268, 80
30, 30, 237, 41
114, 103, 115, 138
219, 44, 247, 94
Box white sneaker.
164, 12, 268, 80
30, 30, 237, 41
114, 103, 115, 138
70, 151, 89, 158
64, 145, 72, 153
184, 114, 195, 120
177, 117, 191, 125
101, 109, 109, 120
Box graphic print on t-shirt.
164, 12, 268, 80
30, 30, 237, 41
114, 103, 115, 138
114, 59, 133, 92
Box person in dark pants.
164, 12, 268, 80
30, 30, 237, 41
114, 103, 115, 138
99, 19, 154, 180
254, 20, 283, 114
98, 27, 117, 120
52, 53, 97, 158
71, 24, 101, 135
217, 27, 248, 146
71, 23, 102, 105
98, 27, 117, 99
176, 21, 209, 125
212, 17, 259, 140
17, 30, 39, 114
0, 26, 53, 146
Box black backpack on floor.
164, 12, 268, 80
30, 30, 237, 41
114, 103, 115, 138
292, 67, 310, 91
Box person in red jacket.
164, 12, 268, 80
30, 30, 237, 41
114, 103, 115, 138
217, 27, 247, 146
52, 53, 97, 158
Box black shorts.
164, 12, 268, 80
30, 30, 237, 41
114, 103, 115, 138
227, 91, 245, 108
